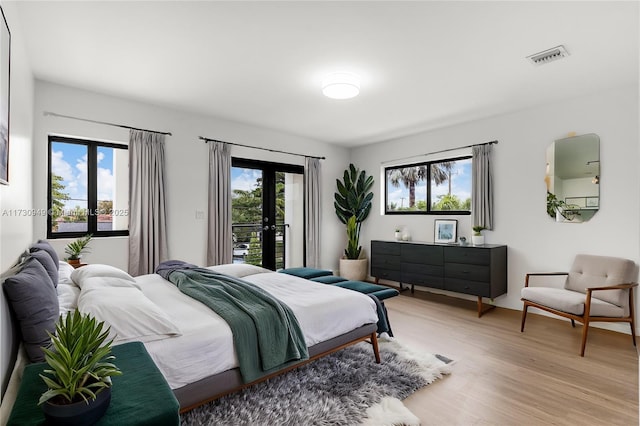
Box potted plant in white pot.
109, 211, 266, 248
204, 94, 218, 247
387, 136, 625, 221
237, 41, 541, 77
472, 226, 486, 246
64, 234, 92, 267
39, 310, 122, 426
334, 163, 374, 280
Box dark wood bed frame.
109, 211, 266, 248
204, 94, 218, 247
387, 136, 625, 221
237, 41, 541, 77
1, 282, 380, 413
174, 324, 380, 412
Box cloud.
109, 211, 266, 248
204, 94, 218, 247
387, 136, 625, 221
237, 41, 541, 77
232, 169, 262, 192
51, 150, 74, 181
97, 166, 115, 202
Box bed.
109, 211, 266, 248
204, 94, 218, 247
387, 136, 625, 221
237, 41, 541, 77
1, 249, 381, 414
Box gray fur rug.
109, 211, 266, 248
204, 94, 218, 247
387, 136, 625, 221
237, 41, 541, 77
181, 339, 452, 426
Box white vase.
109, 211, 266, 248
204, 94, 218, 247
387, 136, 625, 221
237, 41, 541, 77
394, 231, 402, 241
339, 258, 368, 281
472, 235, 485, 246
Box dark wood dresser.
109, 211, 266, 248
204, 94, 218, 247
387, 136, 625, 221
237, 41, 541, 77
371, 240, 507, 316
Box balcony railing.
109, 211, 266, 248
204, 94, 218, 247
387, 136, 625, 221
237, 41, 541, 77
232, 223, 288, 269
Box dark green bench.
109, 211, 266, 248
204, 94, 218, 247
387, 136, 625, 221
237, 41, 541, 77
278, 267, 399, 301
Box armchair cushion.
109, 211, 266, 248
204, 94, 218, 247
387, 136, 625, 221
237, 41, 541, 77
565, 254, 636, 307
522, 287, 626, 317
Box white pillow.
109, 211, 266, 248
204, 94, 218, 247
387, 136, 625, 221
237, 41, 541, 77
57, 284, 80, 314
58, 261, 76, 286
75, 276, 141, 291
206, 263, 271, 278
71, 264, 135, 286
78, 286, 181, 344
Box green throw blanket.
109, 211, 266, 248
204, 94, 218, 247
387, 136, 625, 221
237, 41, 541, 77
156, 261, 309, 383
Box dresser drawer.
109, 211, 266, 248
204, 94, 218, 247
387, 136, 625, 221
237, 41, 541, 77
402, 272, 444, 288
445, 278, 491, 297
371, 254, 400, 270
444, 247, 490, 265
402, 262, 443, 277
371, 267, 401, 282
445, 262, 490, 282
371, 241, 401, 256
401, 244, 443, 265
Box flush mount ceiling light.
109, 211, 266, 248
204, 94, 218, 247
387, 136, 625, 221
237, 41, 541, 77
322, 72, 360, 99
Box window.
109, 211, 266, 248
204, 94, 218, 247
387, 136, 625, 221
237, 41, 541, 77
385, 156, 472, 215
48, 135, 129, 238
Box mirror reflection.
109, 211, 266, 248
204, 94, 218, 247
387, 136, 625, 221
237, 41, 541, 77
545, 133, 599, 222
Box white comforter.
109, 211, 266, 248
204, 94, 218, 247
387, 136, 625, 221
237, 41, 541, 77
134, 266, 378, 389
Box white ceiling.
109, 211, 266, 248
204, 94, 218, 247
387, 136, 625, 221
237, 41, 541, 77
14, 1, 639, 147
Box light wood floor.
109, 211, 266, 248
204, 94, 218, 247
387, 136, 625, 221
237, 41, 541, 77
384, 291, 638, 426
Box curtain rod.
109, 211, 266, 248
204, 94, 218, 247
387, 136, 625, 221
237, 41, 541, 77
43, 111, 173, 136
382, 140, 498, 165
199, 136, 326, 160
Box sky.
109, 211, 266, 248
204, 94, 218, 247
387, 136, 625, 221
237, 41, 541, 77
386, 160, 472, 209
231, 167, 262, 193
51, 142, 116, 210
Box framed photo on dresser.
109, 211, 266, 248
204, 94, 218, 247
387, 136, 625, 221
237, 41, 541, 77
434, 219, 457, 243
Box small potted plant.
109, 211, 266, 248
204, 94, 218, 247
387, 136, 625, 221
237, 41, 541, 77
472, 226, 486, 246
64, 234, 92, 267
394, 227, 402, 241
39, 310, 121, 426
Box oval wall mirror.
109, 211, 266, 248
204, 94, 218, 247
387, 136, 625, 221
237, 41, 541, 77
545, 133, 600, 222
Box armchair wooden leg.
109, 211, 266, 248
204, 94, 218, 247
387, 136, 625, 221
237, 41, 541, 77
520, 303, 528, 332
629, 288, 637, 347
580, 320, 589, 357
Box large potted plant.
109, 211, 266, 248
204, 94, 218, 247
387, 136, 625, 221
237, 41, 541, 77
39, 310, 122, 426
334, 163, 374, 280
64, 234, 92, 267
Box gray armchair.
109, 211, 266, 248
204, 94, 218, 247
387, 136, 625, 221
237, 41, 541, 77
521, 254, 637, 356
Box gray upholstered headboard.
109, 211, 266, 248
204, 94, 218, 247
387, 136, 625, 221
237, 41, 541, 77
1, 266, 20, 400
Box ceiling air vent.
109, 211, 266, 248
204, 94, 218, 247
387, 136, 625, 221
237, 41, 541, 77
526, 45, 569, 66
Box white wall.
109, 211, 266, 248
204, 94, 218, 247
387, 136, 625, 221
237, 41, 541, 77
351, 85, 639, 333
0, 0, 34, 398
32, 81, 350, 272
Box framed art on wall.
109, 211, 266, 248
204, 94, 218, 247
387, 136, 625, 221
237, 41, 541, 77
0, 6, 10, 185
434, 219, 457, 244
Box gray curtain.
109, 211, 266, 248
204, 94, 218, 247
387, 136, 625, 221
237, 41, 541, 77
304, 157, 321, 267
207, 141, 233, 266
472, 144, 494, 230
128, 130, 168, 276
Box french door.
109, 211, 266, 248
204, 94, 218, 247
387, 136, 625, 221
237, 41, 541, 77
231, 158, 304, 270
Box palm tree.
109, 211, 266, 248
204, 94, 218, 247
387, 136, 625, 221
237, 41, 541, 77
431, 161, 454, 195
388, 166, 427, 208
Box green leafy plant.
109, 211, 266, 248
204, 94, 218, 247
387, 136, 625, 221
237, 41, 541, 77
64, 234, 92, 261
547, 191, 580, 220
345, 216, 361, 259
334, 164, 374, 260
38, 310, 121, 405
472, 226, 486, 236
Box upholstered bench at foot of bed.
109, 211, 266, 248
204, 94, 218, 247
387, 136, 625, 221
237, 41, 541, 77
277, 268, 399, 301
278, 267, 334, 280
334, 280, 400, 301
310, 275, 348, 284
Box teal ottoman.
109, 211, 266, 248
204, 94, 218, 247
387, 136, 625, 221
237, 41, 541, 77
278, 267, 333, 279
335, 280, 400, 301
310, 275, 348, 284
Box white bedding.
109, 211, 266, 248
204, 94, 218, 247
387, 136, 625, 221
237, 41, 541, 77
134, 266, 378, 389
